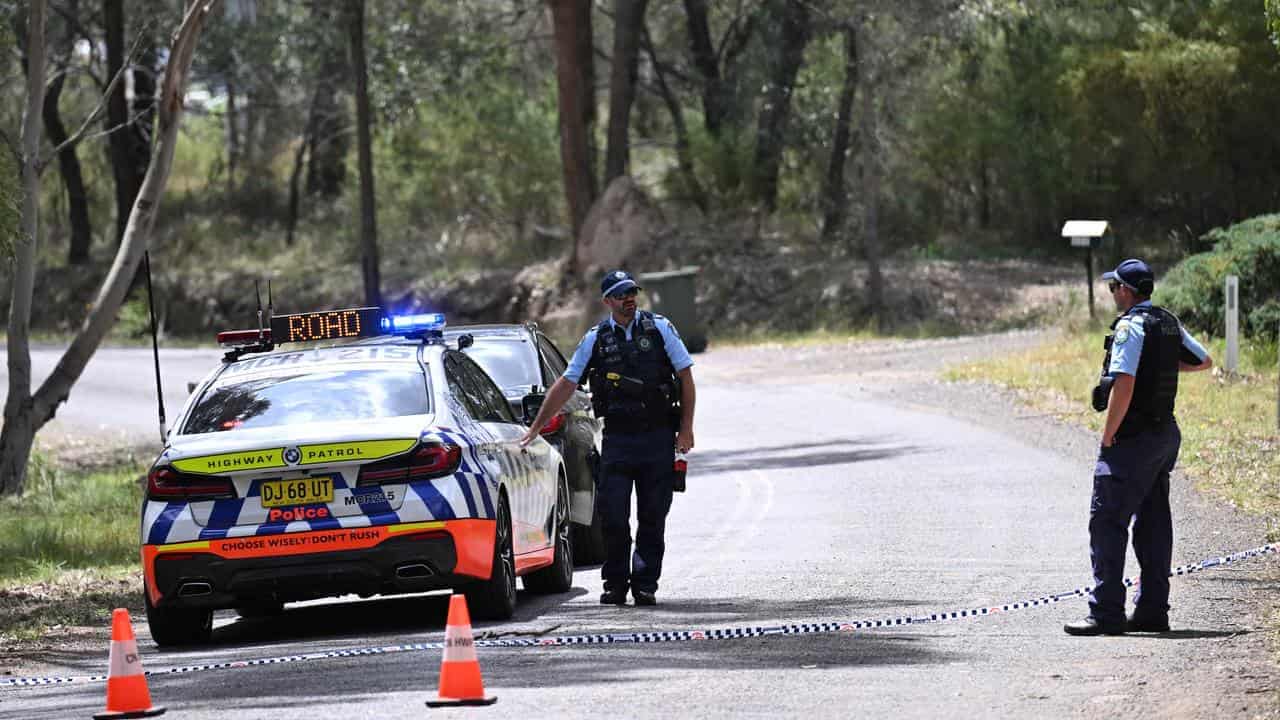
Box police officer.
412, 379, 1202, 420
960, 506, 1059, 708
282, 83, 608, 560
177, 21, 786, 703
521, 270, 696, 606
1065, 258, 1213, 636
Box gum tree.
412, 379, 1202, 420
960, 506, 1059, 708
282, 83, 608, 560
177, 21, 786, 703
1, 0, 222, 495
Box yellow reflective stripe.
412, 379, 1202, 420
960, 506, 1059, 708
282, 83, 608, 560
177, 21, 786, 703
155, 541, 211, 552
387, 521, 447, 535
296, 439, 416, 466
173, 448, 285, 475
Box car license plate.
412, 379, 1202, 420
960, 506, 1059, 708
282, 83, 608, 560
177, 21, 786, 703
260, 477, 334, 508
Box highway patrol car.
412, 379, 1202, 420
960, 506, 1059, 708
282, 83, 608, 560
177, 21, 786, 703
142, 309, 572, 646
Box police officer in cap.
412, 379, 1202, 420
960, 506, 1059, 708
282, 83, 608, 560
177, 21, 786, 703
521, 270, 696, 606
1065, 258, 1213, 636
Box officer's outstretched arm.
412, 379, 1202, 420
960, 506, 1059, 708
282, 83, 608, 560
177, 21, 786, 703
520, 377, 578, 446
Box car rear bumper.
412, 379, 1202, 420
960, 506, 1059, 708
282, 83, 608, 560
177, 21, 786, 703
142, 519, 495, 608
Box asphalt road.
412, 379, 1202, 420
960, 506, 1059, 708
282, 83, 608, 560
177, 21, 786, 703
3, 335, 1278, 719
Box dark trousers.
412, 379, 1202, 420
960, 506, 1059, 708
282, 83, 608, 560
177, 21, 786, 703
598, 429, 675, 594
1088, 421, 1181, 624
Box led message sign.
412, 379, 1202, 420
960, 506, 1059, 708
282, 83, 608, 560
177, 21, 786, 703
269, 307, 384, 343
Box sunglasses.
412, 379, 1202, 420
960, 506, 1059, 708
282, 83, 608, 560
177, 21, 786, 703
608, 288, 640, 300
1107, 281, 1120, 292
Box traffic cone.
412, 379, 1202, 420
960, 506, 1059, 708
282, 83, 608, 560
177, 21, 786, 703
93, 608, 166, 719
425, 594, 496, 707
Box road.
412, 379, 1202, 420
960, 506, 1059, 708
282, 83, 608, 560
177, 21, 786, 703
3, 335, 1278, 718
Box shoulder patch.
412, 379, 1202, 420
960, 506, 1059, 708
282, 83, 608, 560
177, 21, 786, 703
1114, 324, 1131, 345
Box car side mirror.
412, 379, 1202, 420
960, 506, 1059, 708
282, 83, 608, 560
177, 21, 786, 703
457, 333, 474, 350
521, 392, 545, 425
186, 381, 198, 394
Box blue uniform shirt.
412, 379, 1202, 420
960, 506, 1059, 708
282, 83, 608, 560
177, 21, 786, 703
563, 313, 694, 384
1109, 301, 1210, 376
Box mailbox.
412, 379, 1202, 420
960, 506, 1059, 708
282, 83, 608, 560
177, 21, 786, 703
1062, 219, 1110, 249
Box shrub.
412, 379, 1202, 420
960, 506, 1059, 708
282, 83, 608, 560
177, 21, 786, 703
1157, 214, 1280, 342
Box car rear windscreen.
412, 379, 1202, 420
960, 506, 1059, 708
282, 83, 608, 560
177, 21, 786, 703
462, 340, 539, 393
183, 368, 431, 434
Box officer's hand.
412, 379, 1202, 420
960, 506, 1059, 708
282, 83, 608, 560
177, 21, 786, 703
519, 428, 540, 448
676, 429, 694, 454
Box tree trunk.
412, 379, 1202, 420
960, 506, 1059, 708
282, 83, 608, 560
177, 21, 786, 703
2, 0, 221, 496
347, 0, 380, 308
41, 8, 93, 266
856, 23, 884, 324
547, 0, 598, 274
641, 22, 707, 212
286, 91, 318, 246
820, 24, 858, 245
306, 14, 348, 199
2, 0, 49, 496
752, 0, 810, 214
603, 0, 648, 185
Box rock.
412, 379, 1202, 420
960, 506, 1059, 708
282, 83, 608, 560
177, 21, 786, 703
576, 176, 670, 280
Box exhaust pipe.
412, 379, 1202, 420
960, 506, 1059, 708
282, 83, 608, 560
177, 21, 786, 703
395, 563, 432, 579
178, 581, 213, 597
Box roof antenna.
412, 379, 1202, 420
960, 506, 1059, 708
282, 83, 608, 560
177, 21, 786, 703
144, 251, 167, 445
255, 279, 265, 342
266, 278, 273, 329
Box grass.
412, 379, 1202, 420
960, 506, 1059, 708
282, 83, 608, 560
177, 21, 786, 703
946, 326, 1280, 539
0, 453, 148, 643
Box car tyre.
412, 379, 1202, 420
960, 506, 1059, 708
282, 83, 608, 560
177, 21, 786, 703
524, 474, 574, 594
465, 493, 517, 620
144, 591, 213, 647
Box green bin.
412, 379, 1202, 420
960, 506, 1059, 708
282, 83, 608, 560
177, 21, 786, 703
637, 266, 707, 353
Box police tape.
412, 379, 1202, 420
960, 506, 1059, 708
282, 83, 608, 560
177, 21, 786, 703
2, 541, 1275, 690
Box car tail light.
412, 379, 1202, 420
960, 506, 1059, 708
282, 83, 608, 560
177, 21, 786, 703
146, 466, 235, 501
357, 442, 461, 486
540, 413, 566, 437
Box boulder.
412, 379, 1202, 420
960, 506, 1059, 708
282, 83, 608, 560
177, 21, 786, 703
575, 176, 669, 280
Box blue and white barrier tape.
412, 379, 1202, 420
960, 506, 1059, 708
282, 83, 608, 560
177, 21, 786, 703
2, 542, 1274, 690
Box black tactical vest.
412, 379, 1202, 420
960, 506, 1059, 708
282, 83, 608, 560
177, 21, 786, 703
1100, 304, 1182, 436
586, 311, 681, 434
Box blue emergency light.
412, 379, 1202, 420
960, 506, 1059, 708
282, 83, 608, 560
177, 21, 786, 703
381, 312, 447, 336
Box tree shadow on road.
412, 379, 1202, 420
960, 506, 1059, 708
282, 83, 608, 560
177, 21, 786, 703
692, 438, 922, 476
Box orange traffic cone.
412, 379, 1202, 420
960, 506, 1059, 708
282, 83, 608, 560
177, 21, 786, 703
93, 608, 166, 719
426, 594, 496, 707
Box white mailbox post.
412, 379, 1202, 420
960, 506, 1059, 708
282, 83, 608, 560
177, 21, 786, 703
1062, 220, 1111, 319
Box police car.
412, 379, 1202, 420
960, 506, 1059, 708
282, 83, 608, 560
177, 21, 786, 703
141, 308, 573, 646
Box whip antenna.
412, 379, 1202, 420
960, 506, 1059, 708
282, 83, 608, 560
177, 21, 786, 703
144, 251, 166, 444
255, 279, 265, 340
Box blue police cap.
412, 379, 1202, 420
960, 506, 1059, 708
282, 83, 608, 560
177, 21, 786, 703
1101, 258, 1155, 294
601, 269, 641, 298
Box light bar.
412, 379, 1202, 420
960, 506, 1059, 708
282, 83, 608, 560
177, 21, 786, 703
380, 313, 447, 336
217, 329, 272, 347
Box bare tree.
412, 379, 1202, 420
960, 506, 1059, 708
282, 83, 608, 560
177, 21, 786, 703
2, 0, 223, 495
347, 0, 380, 308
